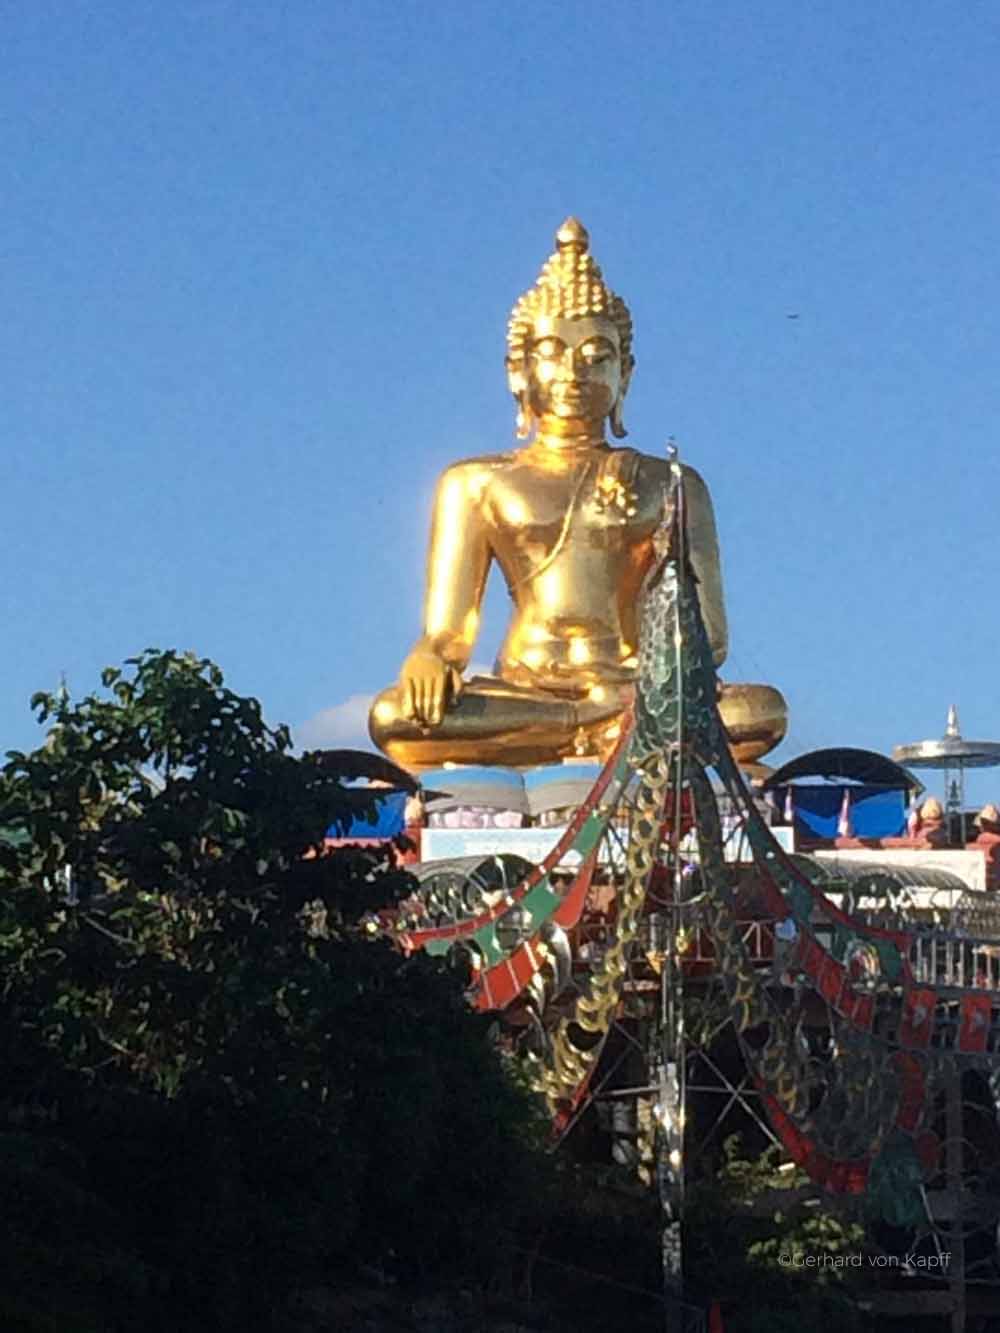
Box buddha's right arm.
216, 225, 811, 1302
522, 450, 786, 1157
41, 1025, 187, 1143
399, 464, 492, 726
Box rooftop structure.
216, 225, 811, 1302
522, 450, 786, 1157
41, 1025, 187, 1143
894, 706, 1000, 841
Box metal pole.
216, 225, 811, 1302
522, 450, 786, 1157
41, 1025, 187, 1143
947, 1073, 965, 1333
660, 443, 686, 1308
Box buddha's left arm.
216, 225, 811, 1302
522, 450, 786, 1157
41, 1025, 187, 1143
682, 465, 729, 668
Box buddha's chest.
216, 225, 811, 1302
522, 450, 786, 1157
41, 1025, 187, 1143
484, 460, 659, 556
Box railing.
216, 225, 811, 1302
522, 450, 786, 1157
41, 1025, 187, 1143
909, 932, 1000, 990
570, 903, 1000, 996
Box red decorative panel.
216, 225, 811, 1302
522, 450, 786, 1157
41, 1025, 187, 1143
839, 986, 874, 1031
795, 932, 826, 980
892, 1051, 927, 1134
852, 992, 874, 1030
899, 986, 936, 1049
473, 939, 542, 1012
817, 956, 846, 1008
958, 992, 992, 1054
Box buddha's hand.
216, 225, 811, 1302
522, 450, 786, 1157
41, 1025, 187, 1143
399, 647, 464, 729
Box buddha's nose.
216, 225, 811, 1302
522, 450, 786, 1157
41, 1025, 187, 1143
554, 348, 583, 381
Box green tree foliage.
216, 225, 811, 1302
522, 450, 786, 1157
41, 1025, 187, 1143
0, 652, 550, 1332
685, 1135, 870, 1331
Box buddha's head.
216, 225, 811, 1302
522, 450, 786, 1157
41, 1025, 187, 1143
507, 219, 634, 440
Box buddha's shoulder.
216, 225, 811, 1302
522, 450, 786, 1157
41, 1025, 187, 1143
433, 452, 518, 501
627, 449, 713, 494
436, 450, 521, 482
439, 450, 518, 475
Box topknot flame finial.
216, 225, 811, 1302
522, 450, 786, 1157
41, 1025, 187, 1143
555, 217, 590, 255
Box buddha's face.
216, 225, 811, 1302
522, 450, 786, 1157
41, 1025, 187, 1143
523, 315, 623, 425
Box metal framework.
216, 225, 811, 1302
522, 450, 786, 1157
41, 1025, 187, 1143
389, 460, 1000, 1331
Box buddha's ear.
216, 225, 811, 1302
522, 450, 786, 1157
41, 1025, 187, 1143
505, 356, 526, 397
609, 397, 628, 439
609, 356, 633, 439
506, 357, 533, 439
515, 400, 533, 439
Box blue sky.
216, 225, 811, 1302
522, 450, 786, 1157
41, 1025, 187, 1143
4, 1, 999, 804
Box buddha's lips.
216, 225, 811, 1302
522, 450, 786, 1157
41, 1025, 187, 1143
552, 388, 589, 408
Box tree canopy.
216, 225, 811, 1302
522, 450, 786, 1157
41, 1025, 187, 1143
0, 651, 549, 1332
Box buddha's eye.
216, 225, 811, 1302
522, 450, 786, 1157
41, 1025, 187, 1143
580, 340, 614, 365
532, 338, 564, 359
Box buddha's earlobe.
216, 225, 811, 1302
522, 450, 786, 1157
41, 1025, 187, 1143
515, 394, 533, 439
609, 396, 628, 439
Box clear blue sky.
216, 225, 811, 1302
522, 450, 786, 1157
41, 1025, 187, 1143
4, 1, 999, 803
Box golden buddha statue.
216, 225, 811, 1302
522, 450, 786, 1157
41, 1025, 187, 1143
369, 219, 786, 771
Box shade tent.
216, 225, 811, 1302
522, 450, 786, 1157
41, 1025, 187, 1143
524, 764, 602, 817
763, 748, 921, 795
420, 767, 529, 818
327, 790, 408, 839
420, 763, 604, 820
775, 784, 908, 839
760, 748, 922, 841
313, 748, 419, 792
